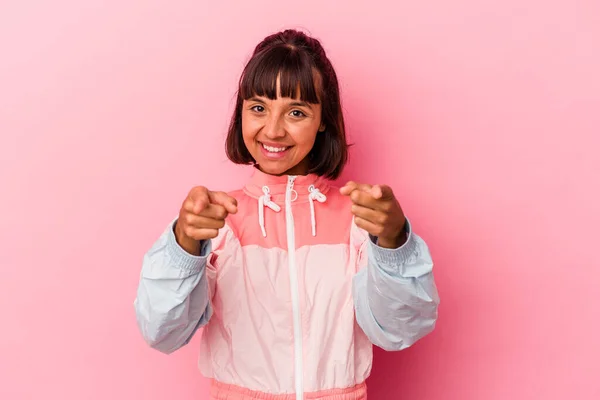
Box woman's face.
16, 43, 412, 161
241, 80, 325, 176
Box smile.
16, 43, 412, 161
261, 143, 289, 153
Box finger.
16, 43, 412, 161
182, 227, 220, 241
208, 191, 238, 214
341, 181, 373, 196
351, 204, 387, 226
188, 187, 210, 214
184, 196, 209, 215
198, 203, 229, 220
354, 216, 384, 237
349, 189, 380, 210
339, 181, 358, 196
355, 183, 373, 192
183, 214, 226, 230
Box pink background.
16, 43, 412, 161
1, 0, 599, 399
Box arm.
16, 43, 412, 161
352, 219, 440, 351
133, 220, 216, 354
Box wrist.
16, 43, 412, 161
174, 221, 201, 256
377, 219, 409, 249
378, 232, 408, 249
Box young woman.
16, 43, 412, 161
135, 29, 439, 400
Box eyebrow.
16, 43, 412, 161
248, 97, 267, 104
247, 97, 313, 108
289, 101, 312, 108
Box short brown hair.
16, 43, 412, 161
225, 29, 348, 180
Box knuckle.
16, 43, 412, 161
197, 187, 210, 199
184, 226, 195, 238
184, 213, 195, 225
190, 186, 205, 198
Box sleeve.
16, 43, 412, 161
352, 218, 440, 351
133, 218, 233, 354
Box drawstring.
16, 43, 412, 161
308, 185, 327, 236
258, 186, 281, 237
258, 184, 327, 237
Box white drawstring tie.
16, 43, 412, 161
258, 186, 281, 237
308, 185, 327, 236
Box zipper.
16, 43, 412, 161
285, 175, 303, 400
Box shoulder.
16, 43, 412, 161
324, 183, 353, 212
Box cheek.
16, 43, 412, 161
241, 116, 257, 141
287, 121, 320, 144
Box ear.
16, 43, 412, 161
318, 122, 326, 132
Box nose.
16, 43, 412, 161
263, 114, 285, 139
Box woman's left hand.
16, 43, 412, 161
340, 181, 407, 249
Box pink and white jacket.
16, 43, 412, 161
134, 170, 439, 400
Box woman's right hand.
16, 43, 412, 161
175, 186, 238, 256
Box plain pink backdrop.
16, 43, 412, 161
1, 1, 599, 399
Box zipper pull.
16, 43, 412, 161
287, 175, 296, 187
287, 176, 298, 202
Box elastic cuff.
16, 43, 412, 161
369, 218, 418, 266
165, 219, 211, 272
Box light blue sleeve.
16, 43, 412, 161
353, 219, 440, 351
133, 220, 213, 354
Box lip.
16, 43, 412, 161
258, 141, 291, 160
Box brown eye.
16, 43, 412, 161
290, 110, 306, 117
251, 105, 265, 112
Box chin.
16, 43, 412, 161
257, 163, 290, 176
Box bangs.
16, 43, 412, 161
239, 45, 320, 104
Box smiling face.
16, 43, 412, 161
226, 32, 349, 179
241, 78, 325, 176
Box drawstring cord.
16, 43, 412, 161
258, 186, 281, 237
258, 184, 327, 237
308, 185, 327, 236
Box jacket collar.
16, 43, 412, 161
243, 167, 330, 205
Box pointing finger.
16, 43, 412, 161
340, 181, 373, 196
349, 189, 380, 209
208, 191, 238, 214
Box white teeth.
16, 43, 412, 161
262, 143, 288, 153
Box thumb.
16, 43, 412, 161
370, 185, 383, 200
189, 187, 210, 214
340, 181, 358, 196
208, 191, 238, 214
371, 185, 393, 200
192, 196, 209, 215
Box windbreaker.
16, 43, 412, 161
134, 169, 440, 400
